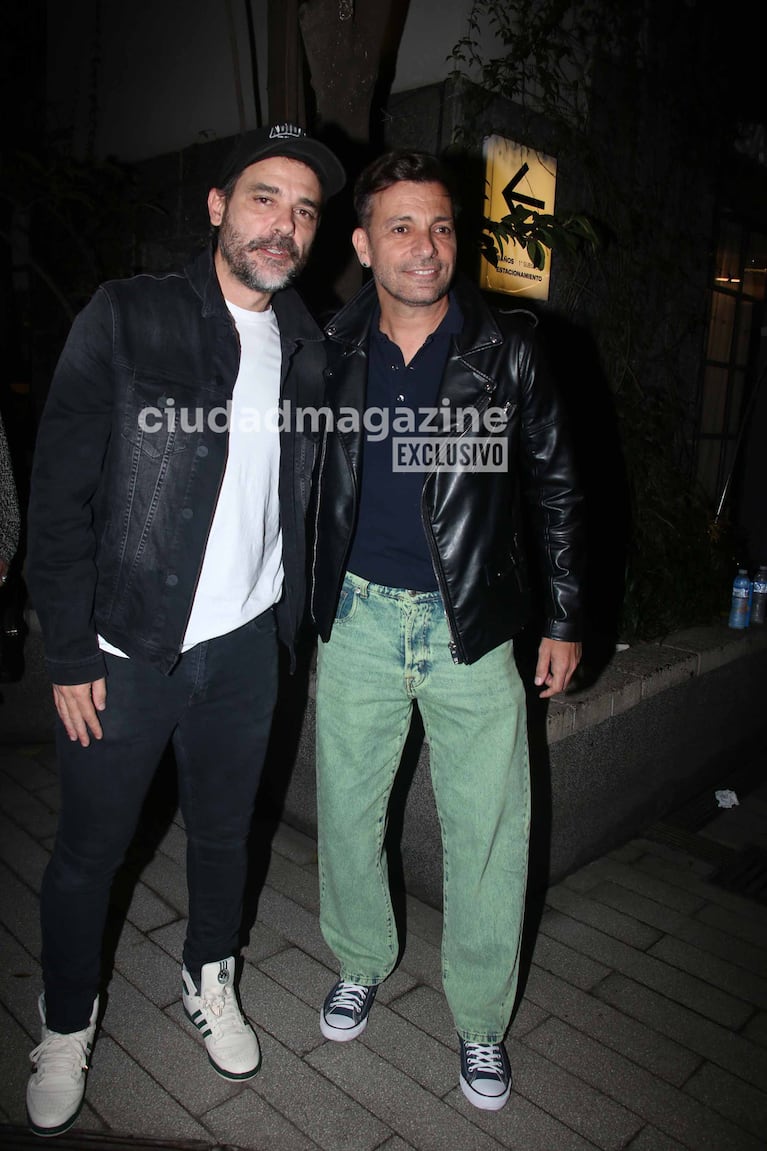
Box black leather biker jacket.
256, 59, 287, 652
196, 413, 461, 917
309, 277, 583, 665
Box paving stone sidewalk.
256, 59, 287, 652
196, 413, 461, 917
1, 742, 766, 1151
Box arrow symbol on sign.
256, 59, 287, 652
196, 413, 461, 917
502, 163, 546, 211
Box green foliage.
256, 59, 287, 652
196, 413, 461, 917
449, 0, 614, 130
617, 383, 734, 641
448, 0, 733, 642
448, 0, 604, 275
481, 206, 600, 271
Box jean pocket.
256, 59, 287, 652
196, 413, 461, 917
335, 577, 359, 624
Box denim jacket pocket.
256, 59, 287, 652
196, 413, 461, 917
121, 375, 193, 461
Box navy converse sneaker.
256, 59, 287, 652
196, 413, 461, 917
320, 980, 377, 1041
182, 957, 260, 1080
459, 1038, 512, 1110
26, 994, 99, 1137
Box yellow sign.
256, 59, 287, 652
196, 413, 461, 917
481, 134, 557, 301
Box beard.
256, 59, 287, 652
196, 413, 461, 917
374, 262, 453, 308
217, 212, 307, 293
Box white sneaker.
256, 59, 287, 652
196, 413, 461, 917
182, 957, 260, 1080
26, 993, 98, 1137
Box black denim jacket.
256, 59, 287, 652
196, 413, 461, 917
28, 247, 325, 684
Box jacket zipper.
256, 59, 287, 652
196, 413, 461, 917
309, 428, 329, 623
421, 386, 498, 665
310, 426, 360, 627
311, 347, 363, 628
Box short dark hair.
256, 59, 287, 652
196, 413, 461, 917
353, 151, 457, 228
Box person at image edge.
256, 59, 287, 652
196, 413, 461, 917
25, 124, 344, 1138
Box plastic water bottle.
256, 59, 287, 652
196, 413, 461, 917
728, 568, 751, 629
752, 565, 767, 625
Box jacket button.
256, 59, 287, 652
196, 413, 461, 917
166, 574, 178, 587
181, 508, 193, 520
196, 444, 208, 457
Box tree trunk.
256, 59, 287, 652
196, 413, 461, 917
267, 0, 305, 126
296, 0, 410, 301
298, 0, 398, 144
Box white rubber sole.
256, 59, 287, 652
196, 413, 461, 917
320, 1010, 369, 1042
460, 1073, 511, 1111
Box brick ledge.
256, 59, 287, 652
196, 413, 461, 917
548, 623, 767, 744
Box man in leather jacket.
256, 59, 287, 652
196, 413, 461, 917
25, 125, 344, 1137
310, 151, 583, 1111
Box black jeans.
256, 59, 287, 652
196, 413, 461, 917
40, 610, 278, 1034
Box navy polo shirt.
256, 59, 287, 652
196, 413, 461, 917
347, 294, 463, 590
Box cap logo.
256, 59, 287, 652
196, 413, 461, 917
269, 124, 306, 141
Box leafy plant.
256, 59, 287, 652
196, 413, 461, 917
480, 204, 600, 271
617, 382, 735, 640
449, 0, 608, 131
448, 0, 735, 642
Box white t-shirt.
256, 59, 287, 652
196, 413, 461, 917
99, 299, 283, 658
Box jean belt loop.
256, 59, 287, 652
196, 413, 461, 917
348, 571, 370, 599
357, 578, 370, 600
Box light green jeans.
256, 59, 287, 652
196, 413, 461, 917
316, 572, 531, 1043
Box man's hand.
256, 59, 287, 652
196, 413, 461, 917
52, 680, 107, 747
534, 638, 581, 698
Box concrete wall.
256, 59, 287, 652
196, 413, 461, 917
257, 624, 767, 907
2, 620, 766, 910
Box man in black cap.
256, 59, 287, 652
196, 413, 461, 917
25, 124, 344, 1137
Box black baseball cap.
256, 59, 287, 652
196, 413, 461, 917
216, 123, 346, 199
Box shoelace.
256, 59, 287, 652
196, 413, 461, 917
463, 1042, 505, 1077
328, 983, 369, 1015
29, 1032, 89, 1082
201, 986, 248, 1036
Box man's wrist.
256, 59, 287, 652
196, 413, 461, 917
45, 652, 107, 686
